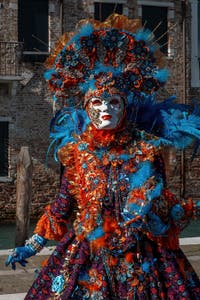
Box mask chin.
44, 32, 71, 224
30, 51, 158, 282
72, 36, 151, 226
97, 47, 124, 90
93, 121, 118, 130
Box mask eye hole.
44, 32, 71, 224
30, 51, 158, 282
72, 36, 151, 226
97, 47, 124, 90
91, 99, 102, 106
110, 98, 120, 105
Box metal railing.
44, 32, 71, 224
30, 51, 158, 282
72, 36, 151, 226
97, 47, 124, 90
0, 41, 23, 77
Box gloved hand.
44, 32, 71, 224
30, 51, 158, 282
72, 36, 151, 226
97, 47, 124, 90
5, 234, 47, 270
5, 245, 36, 270
147, 211, 170, 236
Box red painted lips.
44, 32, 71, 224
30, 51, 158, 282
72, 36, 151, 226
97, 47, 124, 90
102, 115, 112, 120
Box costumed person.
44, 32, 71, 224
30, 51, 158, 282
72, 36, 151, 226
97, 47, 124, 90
6, 14, 200, 299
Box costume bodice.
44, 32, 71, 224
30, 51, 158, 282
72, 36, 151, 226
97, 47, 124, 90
58, 125, 164, 242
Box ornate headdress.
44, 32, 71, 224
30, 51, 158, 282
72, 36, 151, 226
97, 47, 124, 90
45, 14, 200, 160
45, 14, 168, 108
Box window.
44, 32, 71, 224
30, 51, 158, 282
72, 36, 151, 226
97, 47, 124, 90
138, 1, 174, 56
94, 2, 123, 21
0, 83, 10, 97
142, 6, 168, 54
18, 0, 49, 54
190, 0, 200, 87
0, 121, 9, 177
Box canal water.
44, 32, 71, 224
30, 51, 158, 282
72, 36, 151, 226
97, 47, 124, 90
0, 220, 200, 250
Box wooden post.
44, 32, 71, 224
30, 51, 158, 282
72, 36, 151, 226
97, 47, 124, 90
15, 146, 33, 247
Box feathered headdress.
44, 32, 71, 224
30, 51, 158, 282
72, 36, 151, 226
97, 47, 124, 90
44, 14, 200, 159
44, 14, 168, 108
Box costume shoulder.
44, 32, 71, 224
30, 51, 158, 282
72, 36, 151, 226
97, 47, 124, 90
136, 129, 161, 153
57, 142, 76, 166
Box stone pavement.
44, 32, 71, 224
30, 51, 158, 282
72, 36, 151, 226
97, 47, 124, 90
0, 247, 54, 299
0, 239, 199, 299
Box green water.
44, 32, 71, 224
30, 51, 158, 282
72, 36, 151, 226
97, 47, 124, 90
0, 222, 56, 250
0, 220, 200, 250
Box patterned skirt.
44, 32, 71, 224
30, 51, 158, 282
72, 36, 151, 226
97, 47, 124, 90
25, 228, 200, 300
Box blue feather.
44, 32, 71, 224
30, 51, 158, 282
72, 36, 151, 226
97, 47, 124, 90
127, 94, 200, 151
160, 109, 200, 148
153, 69, 169, 83
119, 153, 132, 161
87, 226, 105, 241
69, 23, 94, 47
135, 29, 152, 42
44, 69, 56, 80
146, 180, 163, 201
129, 161, 153, 190
79, 77, 96, 93
47, 108, 90, 163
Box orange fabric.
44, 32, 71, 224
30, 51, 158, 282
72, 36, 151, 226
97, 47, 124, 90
125, 252, 134, 263
40, 258, 49, 267
103, 216, 119, 233
90, 236, 107, 252
34, 205, 68, 241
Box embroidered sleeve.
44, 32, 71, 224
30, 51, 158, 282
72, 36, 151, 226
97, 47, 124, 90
147, 158, 199, 249
147, 147, 195, 228
34, 144, 77, 241
34, 173, 74, 241
144, 147, 197, 249
147, 192, 200, 249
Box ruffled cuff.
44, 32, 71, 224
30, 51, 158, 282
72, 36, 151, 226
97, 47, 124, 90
25, 234, 47, 253
34, 205, 68, 241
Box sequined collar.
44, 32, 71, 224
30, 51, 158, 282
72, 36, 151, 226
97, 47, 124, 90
79, 124, 136, 149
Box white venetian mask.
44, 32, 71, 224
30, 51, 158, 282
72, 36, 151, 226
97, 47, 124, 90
87, 93, 125, 130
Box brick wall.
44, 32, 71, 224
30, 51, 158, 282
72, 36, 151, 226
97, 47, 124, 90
0, 0, 18, 41
62, 0, 89, 32
0, 0, 62, 221
184, 0, 200, 202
